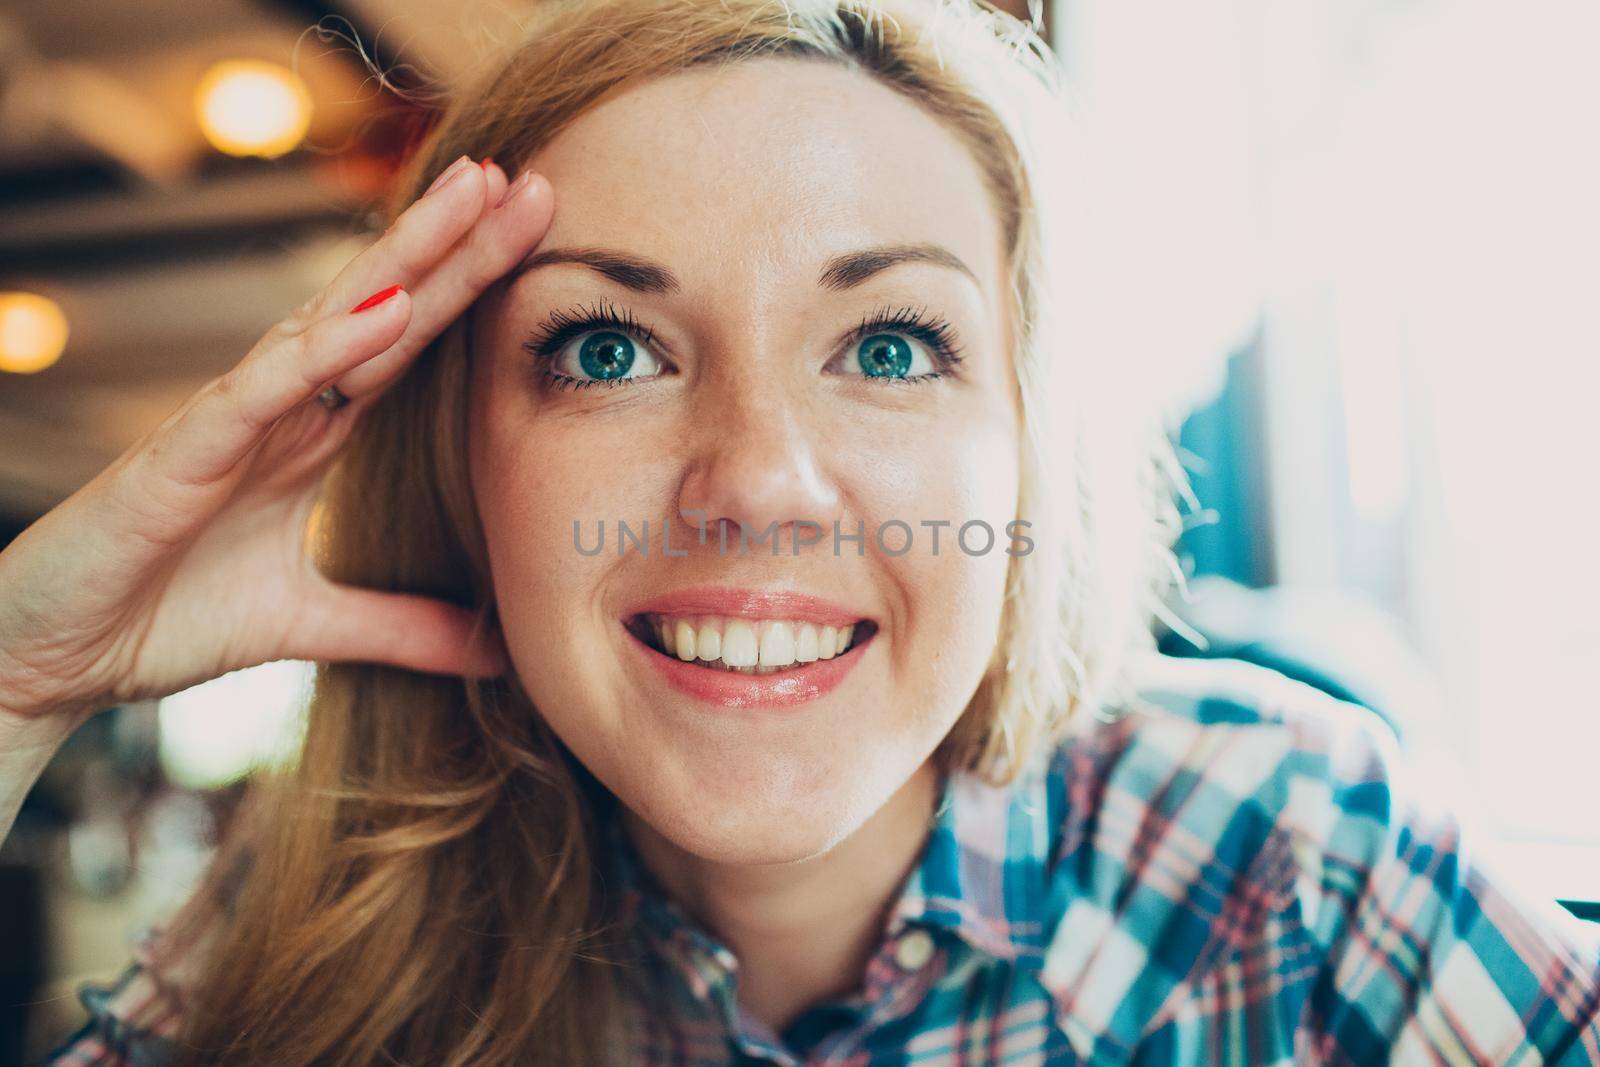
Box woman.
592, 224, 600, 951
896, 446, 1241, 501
4, 0, 1598, 1063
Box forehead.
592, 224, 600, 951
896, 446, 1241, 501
522, 57, 1006, 297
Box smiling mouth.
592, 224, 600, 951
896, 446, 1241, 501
625, 613, 877, 675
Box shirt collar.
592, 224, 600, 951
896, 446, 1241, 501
606, 819, 736, 1003
883, 760, 1056, 967
606, 757, 1059, 984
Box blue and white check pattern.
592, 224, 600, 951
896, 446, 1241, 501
47, 656, 1600, 1064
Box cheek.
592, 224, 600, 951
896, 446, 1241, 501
848, 407, 1020, 706
468, 371, 664, 697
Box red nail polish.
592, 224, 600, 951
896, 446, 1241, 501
481, 157, 494, 171
350, 284, 403, 313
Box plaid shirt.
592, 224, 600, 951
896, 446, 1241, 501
45, 656, 1600, 1065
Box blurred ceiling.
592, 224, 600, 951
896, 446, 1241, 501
0, 0, 461, 516
0, 0, 1036, 520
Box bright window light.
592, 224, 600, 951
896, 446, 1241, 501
157, 660, 313, 790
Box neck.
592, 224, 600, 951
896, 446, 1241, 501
622, 759, 941, 1035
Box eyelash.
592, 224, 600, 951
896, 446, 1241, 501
521, 299, 658, 391
844, 305, 966, 383
520, 301, 966, 391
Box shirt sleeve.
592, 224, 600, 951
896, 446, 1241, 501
1296, 715, 1600, 1064
39, 929, 185, 1067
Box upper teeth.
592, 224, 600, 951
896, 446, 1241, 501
649, 614, 856, 671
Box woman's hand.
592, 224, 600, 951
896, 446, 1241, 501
0, 156, 552, 745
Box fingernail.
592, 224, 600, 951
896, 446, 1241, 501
422, 155, 473, 197
496, 169, 536, 209
350, 284, 404, 313
481, 157, 494, 172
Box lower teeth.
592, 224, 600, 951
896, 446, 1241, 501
702, 659, 814, 674
661, 649, 852, 673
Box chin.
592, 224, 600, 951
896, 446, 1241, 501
667, 813, 841, 867
627, 750, 887, 866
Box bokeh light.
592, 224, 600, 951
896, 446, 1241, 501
194, 59, 313, 158
0, 291, 69, 374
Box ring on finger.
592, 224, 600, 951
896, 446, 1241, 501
315, 384, 349, 410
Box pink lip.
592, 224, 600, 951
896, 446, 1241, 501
623, 623, 874, 709
622, 586, 869, 629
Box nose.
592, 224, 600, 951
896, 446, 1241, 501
676, 380, 842, 554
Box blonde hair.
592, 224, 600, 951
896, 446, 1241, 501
170, 1, 1182, 1062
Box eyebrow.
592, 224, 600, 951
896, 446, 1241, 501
511, 242, 977, 294
817, 243, 978, 290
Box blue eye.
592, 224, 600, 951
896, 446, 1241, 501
835, 307, 964, 384
525, 302, 962, 391
577, 331, 636, 379
525, 302, 668, 390
546, 329, 663, 386
856, 333, 917, 378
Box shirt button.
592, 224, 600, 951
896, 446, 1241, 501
893, 929, 935, 971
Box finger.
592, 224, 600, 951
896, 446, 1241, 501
291, 586, 509, 678
298, 155, 491, 324
142, 289, 414, 494
102, 162, 508, 534
334, 171, 555, 400
481, 158, 508, 205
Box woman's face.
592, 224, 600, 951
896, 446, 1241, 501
468, 58, 1020, 865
